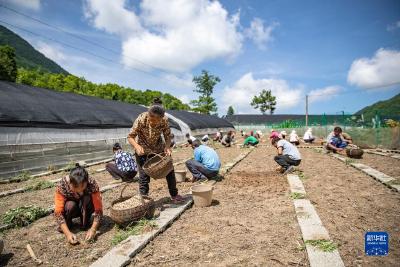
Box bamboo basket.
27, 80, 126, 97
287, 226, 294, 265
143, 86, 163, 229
110, 184, 155, 225
143, 153, 174, 179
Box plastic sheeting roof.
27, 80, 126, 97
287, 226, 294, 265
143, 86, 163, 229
167, 110, 233, 130
0, 81, 180, 130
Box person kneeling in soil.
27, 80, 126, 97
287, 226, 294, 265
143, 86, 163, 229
54, 163, 103, 244
271, 136, 301, 174
128, 98, 184, 203
186, 139, 221, 182
243, 134, 259, 147
303, 128, 315, 143
326, 126, 351, 153
221, 131, 233, 147
106, 143, 138, 182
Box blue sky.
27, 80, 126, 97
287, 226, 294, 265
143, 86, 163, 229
1, 0, 399, 115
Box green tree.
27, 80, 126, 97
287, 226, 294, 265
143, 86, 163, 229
15, 68, 191, 110
191, 70, 220, 114
227, 106, 235, 116
251, 89, 277, 114
0, 45, 17, 82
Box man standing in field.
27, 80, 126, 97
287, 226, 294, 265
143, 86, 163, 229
186, 139, 221, 182
271, 135, 302, 174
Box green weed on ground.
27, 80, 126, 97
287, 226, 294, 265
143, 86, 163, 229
305, 239, 338, 252
11, 171, 32, 183
64, 161, 77, 172
26, 180, 55, 191
345, 158, 355, 165
290, 192, 306, 199
111, 219, 158, 245
296, 170, 307, 181
2, 206, 49, 228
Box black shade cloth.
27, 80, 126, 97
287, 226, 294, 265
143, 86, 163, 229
0, 81, 180, 129
167, 110, 233, 130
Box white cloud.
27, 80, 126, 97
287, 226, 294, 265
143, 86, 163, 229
387, 21, 400, 32
84, 0, 243, 73
308, 85, 342, 103
245, 18, 278, 50
35, 42, 95, 72
222, 72, 303, 114
178, 94, 191, 104
4, 0, 41, 11
163, 73, 194, 89
83, 0, 142, 35
347, 48, 400, 89
37, 41, 67, 62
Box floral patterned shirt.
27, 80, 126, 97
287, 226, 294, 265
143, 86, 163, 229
54, 176, 103, 225
128, 112, 171, 155
115, 151, 137, 172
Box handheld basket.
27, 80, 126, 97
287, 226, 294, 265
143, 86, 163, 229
110, 184, 155, 225
143, 153, 174, 179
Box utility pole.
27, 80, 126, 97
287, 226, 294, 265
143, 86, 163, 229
305, 95, 309, 127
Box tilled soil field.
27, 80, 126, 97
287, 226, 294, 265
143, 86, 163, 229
0, 147, 241, 267
0, 148, 194, 193
299, 148, 400, 267
0, 148, 194, 216
130, 146, 308, 267
352, 153, 400, 179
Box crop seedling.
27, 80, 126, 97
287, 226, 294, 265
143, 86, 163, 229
305, 239, 338, 252
290, 192, 306, 199
11, 171, 32, 183
47, 165, 57, 172
64, 161, 76, 172
296, 170, 307, 180
111, 219, 157, 245
345, 159, 355, 165
26, 180, 55, 191
2, 206, 49, 228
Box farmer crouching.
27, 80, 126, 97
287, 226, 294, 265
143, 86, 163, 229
54, 163, 103, 244
127, 98, 183, 203
243, 134, 259, 147
326, 126, 352, 153
271, 135, 302, 174
186, 139, 221, 182
106, 143, 137, 182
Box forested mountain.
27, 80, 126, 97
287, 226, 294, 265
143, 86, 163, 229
0, 25, 68, 74
355, 93, 400, 120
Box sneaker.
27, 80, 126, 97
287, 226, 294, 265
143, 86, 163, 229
283, 165, 295, 175
171, 194, 185, 204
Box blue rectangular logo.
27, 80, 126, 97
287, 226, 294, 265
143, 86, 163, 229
365, 232, 389, 256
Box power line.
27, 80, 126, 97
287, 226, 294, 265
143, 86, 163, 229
0, 3, 175, 75
0, 19, 196, 90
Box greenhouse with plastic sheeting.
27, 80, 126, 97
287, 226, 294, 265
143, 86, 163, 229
0, 81, 234, 179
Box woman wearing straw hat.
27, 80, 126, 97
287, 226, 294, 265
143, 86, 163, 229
128, 98, 184, 203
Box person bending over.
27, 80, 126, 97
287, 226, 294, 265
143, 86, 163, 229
186, 139, 221, 182
221, 131, 233, 147
106, 143, 137, 182
128, 98, 183, 203
303, 128, 315, 143
271, 136, 302, 174
326, 126, 350, 153
243, 134, 259, 147
185, 133, 197, 147
54, 163, 103, 244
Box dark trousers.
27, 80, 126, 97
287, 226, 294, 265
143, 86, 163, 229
64, 195, 94, 230
136, 154, 178, 197
304, 138, 315, 143
185, 159, 219, 180
106, 162, 137, 182
290, 141, 300, 146
274, 155, 301, 170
